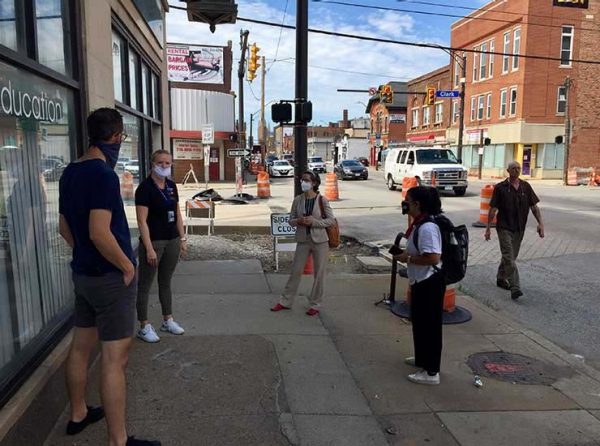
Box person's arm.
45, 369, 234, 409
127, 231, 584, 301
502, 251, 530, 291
396, 252, 441, 266
531, 204, 544, 238
484, 207, 498, 241
289, 197, 302, 227
135, 205, 157, 267
310, 196, 336, 228
396, 223, 441, 265
58, 214, 74, 248
176, 202, 187, 254
89, 210, 135, 285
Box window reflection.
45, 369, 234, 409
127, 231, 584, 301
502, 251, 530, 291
0, 0, 22, 51
36, 0, 71, 75
112, 31, 124, 102
116, 112, 141, 196
129, 51, 139, 110
141, 63, 149, 115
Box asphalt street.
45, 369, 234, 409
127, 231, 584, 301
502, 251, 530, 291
266, 169, 600, 370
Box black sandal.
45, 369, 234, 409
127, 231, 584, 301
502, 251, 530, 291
66, 405, 105, 435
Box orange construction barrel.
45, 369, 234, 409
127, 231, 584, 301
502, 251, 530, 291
303, 254, 314, 275
257, 171, 271, 198
324, 172, 339, 201
472, 184, 496, 228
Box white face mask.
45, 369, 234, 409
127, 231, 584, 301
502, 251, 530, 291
153, 165, 171, 178
301, 181, 313, 192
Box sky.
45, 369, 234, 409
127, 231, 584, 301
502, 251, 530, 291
166, 0, 490, 134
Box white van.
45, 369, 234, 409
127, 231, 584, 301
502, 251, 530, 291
384, 146, 468, 196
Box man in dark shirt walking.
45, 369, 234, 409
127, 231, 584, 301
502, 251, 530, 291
59, 108, 160, 446
484, 161, 544, 300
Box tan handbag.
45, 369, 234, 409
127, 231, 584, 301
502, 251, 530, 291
319, 195, 340, 248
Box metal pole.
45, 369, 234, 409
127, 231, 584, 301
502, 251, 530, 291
249, 113, 254, 151
563, 76, 572, 185
478, 128, 484, 180
238, 30, 249, 151
457, 54, 467, 162
294, 0, 309, 196
260, 55, 266, 145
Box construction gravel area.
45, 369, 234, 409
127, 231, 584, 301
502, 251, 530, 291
184, 234, 377, 273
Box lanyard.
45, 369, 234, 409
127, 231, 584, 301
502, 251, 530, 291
153, 179, 174, 203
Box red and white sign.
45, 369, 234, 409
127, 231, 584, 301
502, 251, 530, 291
368, 87, 377, 96
173, 139, 203, 160
167, 44, 224, 84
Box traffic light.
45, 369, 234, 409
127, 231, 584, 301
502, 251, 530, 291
247, 43, 260, 82
381, 84, 393, 103
426, 87, 436, 106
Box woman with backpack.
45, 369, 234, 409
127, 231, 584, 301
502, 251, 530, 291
270, 171, 336, 316
395, 186, 446, 385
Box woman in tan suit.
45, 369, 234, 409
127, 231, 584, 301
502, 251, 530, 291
271, 171, 336, 316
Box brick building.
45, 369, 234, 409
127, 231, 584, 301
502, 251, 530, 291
406, 66, 452, 145
447, 0, 600, 179
366, 81, 408, 165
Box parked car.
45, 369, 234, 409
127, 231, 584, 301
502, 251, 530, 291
283, 154, 294, 165
124, 160, 140, 178
266, 154, 278, 167
384, 146, 468, 196
308, 156, 326, 173
334, 159, 368, 180
42, 162, 67, 182
269, 160, 293, 177
356, 157, 370, 167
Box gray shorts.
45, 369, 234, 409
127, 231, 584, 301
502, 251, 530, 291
73, 271, 137, 341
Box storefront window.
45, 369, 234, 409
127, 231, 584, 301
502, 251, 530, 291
128, 50, 139, 111
0, 0, 24, 51
35, 0, 72, 75
132, 0, 164, 47
152, 73, 159, 119
112, 31, 124, 103
141, 63, 149, 115
0, 60, 75, 389
118, 112, 141, 191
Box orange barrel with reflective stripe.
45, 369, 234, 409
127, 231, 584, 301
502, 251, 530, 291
256, 171, 271, 198
324, 172, 339, 201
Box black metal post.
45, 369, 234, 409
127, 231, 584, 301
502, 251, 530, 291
458, 54, 467, 162
478, 128, 484, 180
294, 0, 309, 196
249, 113, 254, 151
238, 30, 249, 150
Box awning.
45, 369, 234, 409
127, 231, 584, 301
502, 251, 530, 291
408, 134, 435, 142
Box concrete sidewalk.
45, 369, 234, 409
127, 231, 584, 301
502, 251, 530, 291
44, 261, 600, 446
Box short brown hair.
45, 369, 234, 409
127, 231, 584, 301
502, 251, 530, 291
151, 150, 171, 163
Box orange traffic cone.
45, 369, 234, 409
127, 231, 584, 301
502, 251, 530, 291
303, 254, 314, 275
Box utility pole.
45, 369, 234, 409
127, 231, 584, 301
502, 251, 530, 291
457, 54, 467, 162
260, 55, 266, 145
294, 0, 309, 196
562, 76, 572, 185
238, 30, 249, 150
478, 128, 484, 180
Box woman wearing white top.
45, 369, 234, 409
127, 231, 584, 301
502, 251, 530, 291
395, 186, 445, 385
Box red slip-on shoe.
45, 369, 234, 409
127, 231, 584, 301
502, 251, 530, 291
305, 308, 320, 316
270, 303, 291, 312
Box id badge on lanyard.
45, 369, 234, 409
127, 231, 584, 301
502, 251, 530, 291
156, 181, 176, 223
167, 210, 175, 223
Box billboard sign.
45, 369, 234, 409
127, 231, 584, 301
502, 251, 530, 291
173, 139, 203, 160
167, 44, 224, 84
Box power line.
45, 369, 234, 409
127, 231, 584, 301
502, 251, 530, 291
268, 0, 289, 72
312, 0, 600, 35
167, 4, 600, 65
277, 59, 412, 79
236, 16, 600, 65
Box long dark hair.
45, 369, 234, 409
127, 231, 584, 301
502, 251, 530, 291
407, 186, 442, 215
302, 170, 321, 192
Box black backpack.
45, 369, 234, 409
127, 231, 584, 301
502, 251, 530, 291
413, 214, 469, 285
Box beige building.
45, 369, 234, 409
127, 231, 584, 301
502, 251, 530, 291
0, 1, 170, 443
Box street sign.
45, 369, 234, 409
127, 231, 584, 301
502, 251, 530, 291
202, 124, 214, 144
435, 90, 460, 98
368, 87, 377, 96
227, 148, 251, 157
271, 213, 297, 237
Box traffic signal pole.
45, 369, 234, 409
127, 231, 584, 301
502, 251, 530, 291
294, 0, 309, 196
238, 30, 249, 150
457, 55, 467, 162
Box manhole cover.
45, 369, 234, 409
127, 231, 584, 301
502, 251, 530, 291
467, 351, 572, 385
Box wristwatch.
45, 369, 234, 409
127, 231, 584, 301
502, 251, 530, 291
180, 237, 188, 242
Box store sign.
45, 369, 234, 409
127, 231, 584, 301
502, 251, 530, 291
167, 44, 224, 84
173, 139, 203, 160
389, 114, 406, 123
466, 129, 489, 143
553, 0, 588, 8
0, 80, 63, 123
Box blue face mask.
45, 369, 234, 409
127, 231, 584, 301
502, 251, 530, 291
94, 141, 121, 169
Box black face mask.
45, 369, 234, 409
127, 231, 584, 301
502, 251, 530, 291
401, 200, 410, 215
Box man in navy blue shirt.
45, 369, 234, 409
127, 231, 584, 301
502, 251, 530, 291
59, 108, 160, 446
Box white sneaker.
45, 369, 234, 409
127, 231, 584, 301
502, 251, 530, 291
407, 370, 440, 385
404, 356, 416, 366
137, 324, 160, 343
160, 318, 185, 335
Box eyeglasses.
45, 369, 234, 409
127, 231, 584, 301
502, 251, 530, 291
120, 133, 129, 142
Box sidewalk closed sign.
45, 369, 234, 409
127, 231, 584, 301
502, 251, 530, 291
271, 213, 296, 236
